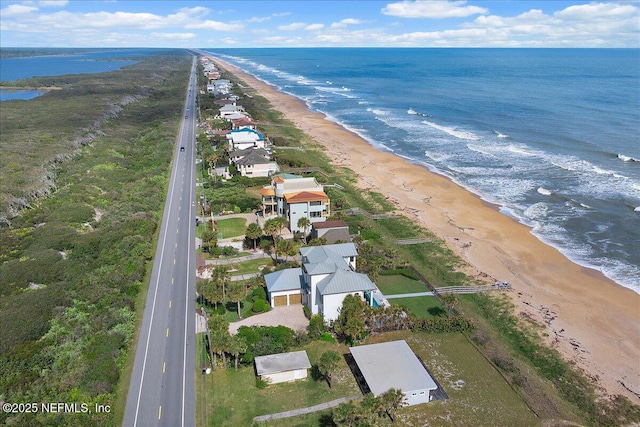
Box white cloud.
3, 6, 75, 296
278, 22, 306, 31
1, 4, 39, 17
151, 32, 197, 40
305, 23, 324, 31
464, 3, 640, 47
382, 0, 488, 18
187, 20, 243, 31
38, 1, 68, 7
330, 18, 363, 28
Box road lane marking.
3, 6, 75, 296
169, 300, 172, 308
175, 243, 178, 248
158, 406, 162, 420
163, 362, 166, 373
171, 278, 174, 285
166, 328, 169, 337
174, 259, 176, 265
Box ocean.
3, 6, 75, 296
205, 48, 640, 293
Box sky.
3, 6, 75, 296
1, 1, 639, 48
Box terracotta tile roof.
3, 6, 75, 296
259, 188, 275, 196
284, 191, 328, 203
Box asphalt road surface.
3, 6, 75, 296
123, 57, 197, 427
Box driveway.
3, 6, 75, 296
229, 305, 309, 335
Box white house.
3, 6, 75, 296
349, 340, 439, 406
264, 243, 377, 322
260, 174, 330, 233
219, 104, 246, 119
254, 350, 311, 384
226, 128, 265, 151
231, 148, 279, 178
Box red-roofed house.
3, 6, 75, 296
260, 174, 330, 232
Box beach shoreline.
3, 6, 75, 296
211, 56, 640, 403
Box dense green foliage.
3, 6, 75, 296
236, 325, 296, 364
0, 51, 191, 426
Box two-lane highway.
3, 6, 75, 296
123, 57, 198, 427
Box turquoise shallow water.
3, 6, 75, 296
207, 48, 640, 293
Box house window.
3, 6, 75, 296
310, 212, 322, 218
310, 201, 322, 206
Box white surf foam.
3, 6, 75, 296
618, 153, 640, 162
494, 130, 509, 138
422, 120, 480, 141
537, 187, 552, 196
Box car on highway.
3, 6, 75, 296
180, 146, 185, 152
185, 115, 188, 119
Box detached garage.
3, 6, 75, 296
264, 267, 305, 307
350, 340, 438, 406
255, 350, 311, 384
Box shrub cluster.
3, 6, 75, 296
412, 315, 476, 333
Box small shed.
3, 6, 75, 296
254, 350, 311, 384
311, 220, 351, 244
349, 340, 438, 406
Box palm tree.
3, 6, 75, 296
212, 265, 231, 301
227, 281, 245, 319
297, 217, 311, 244
317, 350, 341, 389
263, 218, 280, 263
227, 335, 247, 371
379, 388, 406, 422
441, 293, 459, 317
245, 222, 262, 251
207, 314, 229, 369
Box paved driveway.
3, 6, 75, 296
229, 305, 309, 334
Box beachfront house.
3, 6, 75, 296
254, 350, 311, 384
219, 104, 246, 119
260, 173, 330, 233
231, 116, 257, 130
229, 148, 279, 178
349, 340, 439, 406
264, 243, 379, 322
226, 128, 264, 151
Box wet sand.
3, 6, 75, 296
211, 56, 640, 403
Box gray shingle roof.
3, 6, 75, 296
264, 268, 304, 293
350, 340, 437, 396
255, 350, 311, 376
316, 269, 376, 296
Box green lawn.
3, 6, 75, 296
216, 217, 247, 238
376, 274, 429, 295
228, 257, 272, 276
394, 296, 445, 319
197, 340, 361, 426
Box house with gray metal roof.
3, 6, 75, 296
350, 340, 438, 406
264, 243, 377, 321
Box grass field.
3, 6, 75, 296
394, 296, 445, 319
376, 274, 429, 295
197, 340, 361, 426
216, 217, 248, 238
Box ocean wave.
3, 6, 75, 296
537, 187, 552, 196
618, 153, 640, 162
367, 107, 390, 117
422, 120, 480, 141
524, 202, 549, 220
466, 144, 496, 158
494, 130, 509, 138
408, 108, 431, 117
635, 206, 640, 212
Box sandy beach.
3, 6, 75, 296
211, 57, 640, 403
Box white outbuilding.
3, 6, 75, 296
254, 350, 311, 384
